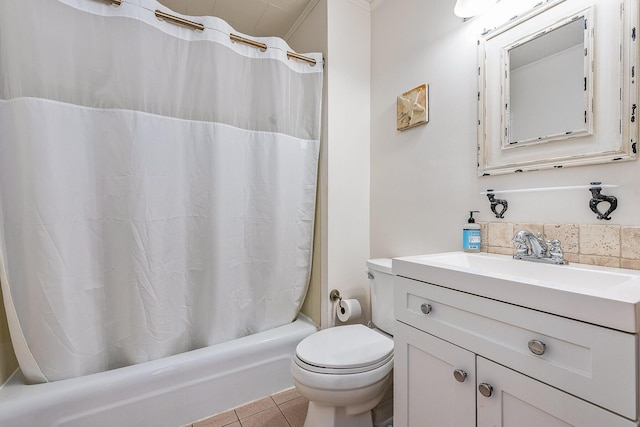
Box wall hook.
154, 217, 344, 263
588, 182, 617, 220
486, 190, 508, 218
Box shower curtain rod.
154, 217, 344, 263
229, 33, 267, 50
99, 2, 319, 65
155, 10, 205, 31
229, 33, 317, 65
153, 8, 317, 66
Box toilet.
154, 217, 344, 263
290, 259, 394, 427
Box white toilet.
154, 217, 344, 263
290, 259, 394, 427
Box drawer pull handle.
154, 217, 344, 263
420, 303, 432, 314
528, 339, 546, 356
478, 383, 493, 397
453, 369, 467, 383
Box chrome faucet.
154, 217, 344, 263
512, 230, 568, 265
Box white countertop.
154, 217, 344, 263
393, 251, 640, 333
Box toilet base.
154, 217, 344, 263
304, 402, 374, 427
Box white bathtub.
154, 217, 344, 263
0, 314, 317, 427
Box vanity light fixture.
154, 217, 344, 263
454, 0, 497, 19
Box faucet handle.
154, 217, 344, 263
512, 232, 529, 256
549, 240, 568, 264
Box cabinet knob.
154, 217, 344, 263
478, 383, 493, 398
528, 339, 546, 356
420, 303, 432, 314
453, 369, 467, 383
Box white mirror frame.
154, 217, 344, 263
477, 0, 638, 176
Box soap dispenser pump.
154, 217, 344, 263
463, 210, 481, 253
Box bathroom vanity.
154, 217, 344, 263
392, 252, 640, 427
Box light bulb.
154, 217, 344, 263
454, 0, 497, 18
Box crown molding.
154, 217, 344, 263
347, 0, 374, 12
369, 0, 386, 10
285, 0, 383, 40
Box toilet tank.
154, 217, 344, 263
367, 258, 394, 336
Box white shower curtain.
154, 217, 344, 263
0, 0, 323, 383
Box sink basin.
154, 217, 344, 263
408, 251, 638, 290
393, 251, 640, 332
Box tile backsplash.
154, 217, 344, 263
479, 222, 640, 270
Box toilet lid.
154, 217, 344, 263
295, 324, 393, 371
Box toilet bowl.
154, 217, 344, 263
290, 259, 394, 427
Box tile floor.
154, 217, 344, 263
187, 387, 308, 427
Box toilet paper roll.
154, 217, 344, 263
337, 299, 362, 322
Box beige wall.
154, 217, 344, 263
287, 0, 328, 327
0, 286, 18, 385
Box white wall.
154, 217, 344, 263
289, 0, 372, 328
324, 0, 372, 327
370, 0, 479, 257
370, 0, 640, 259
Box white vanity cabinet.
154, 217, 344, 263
393, 275, 639, 427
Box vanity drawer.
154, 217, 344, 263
394, 276, 638, 420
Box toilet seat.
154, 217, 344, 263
294, 324, 394, 375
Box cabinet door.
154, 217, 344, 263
394, 321, 475, 427
476, 357, 637, 427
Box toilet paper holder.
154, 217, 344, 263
329, 289, 345, 313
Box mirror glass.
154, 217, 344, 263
504, 16, 589, 148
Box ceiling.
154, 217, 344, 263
156, 0, 317, 39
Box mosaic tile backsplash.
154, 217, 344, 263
479, 222, 640, 270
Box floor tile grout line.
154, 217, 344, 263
234, 398, 294, 425
277, 404, 293, 427
188, 387, 306, 427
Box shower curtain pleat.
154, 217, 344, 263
0, 0, 323, 383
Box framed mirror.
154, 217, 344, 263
477, 0, 638, 176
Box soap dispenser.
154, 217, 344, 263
463, 211, 481, 253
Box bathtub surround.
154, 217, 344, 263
0, 316, 316, 427
0, 0, 323, 384
480, 222, 640, 270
